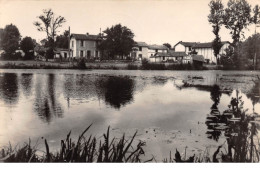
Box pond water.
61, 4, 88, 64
0, 69, 259, 161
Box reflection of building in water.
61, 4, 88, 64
0, 73, 19, 105
34, 74, 63, 123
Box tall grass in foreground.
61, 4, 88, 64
0, 125, 152, 163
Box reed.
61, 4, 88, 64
0, 125, 151, 163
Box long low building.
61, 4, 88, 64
173, 41, 230, 64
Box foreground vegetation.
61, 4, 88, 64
0, 125, 153, 162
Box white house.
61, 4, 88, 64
131, 42, 149, 60
174, 41, 230, 63
148, 44, 168, 59
70, 33, 102, 59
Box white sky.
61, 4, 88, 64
0, 0, 259, 46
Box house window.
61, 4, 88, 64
189, 47, 191, 51
138, 54, 142, 58
64, 53, 67, 58
80, 40, 84, 47
80, 50, 83, 57
155, 49, 158, 52
95, 51, 98, 58
151, 54, 153, 56
72, 41, 74, 47
163, 56, 165, 60
139, 47, 142, 51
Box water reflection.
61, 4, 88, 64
96, 76, 135, 109
205, 85, 260, 161
205, 85, 222, 141
34, 74, 63, 123
0, 73, 19, 105
20, 73, 33, 97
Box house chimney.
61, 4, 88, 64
86, 32, 89, 35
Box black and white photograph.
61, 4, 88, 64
0, 0, 260, 165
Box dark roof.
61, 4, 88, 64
148, 44, 168, 50
169, 51, 188, 57
192, 55, 205, 62
151, 52, 171, 58
54, 48, 69, 53
174, 41, 230, 49
151, 51, 187, 58
134, 41, 148, 47
70, 33, 101, 41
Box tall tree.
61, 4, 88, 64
1, 24, 21, 59
208, 0, 224, 64
223, 0, 252, 47
98, 24, 134, 59
34, 9, 66, 59
240, 33, 260, 65
252, 5, 260, 67
20, 36, 35, 60
223, 0, 252, 68
0, 28, 4, 48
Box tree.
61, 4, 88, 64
252, 5, 260, 67
1, 24, 21, 60
20, 36, 35, 60
0, 28, 3, 48
98, 24, 134, 59
34, 9, 66, 59
223, 0, 252, 68
240, 33, 260, 66
223, 0, 252, 47
55, 30, 69, 49
163, 43, 171, 49
208, 0, 224, 64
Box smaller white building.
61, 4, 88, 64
131, 42, 149, 60
148, 45, 168, 59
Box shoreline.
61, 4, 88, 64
0, 60, 254, 70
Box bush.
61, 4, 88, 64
127, 64, 138, 70
77, 58, 87, 69
141, 59, 166, 70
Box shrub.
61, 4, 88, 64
77, 58, 87, 69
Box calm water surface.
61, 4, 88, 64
0, 69, 259, 160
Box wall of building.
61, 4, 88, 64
136, 47, 149, 60
148, 49, 167, 59
70, 37, 99, 59
195, 48, 215, 63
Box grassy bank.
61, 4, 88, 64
0, 60, 211, 70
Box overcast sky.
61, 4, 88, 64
0, 0, 259, 46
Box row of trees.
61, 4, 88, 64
0, 24, 36, 60
208, 0, 260, 69
0, 9, 70, 61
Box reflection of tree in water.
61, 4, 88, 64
20, 73, 33, 97
0, 73, 19, 105
246, 78, 260, 110
34, 74, 63, 123
205, 86, 260, 162
96, 76, 135, 109
206, 85, 222, 141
